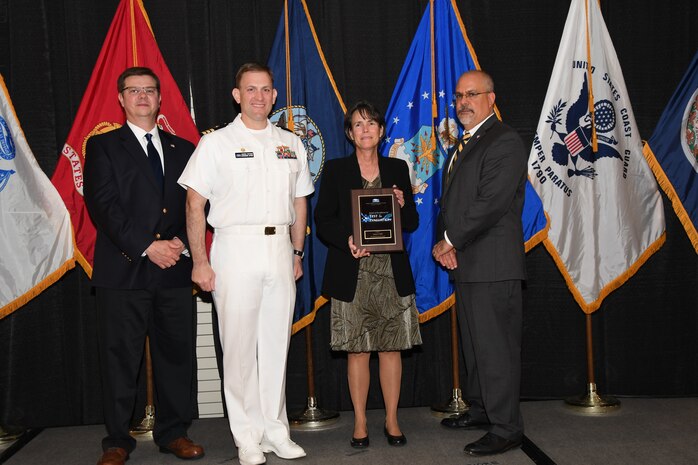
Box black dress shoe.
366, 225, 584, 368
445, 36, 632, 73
350, 435, 369, 448
464, 432, 522, 456
440, 413, 489, 429
383, 426, 407, 446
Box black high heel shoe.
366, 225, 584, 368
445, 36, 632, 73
384, 426, 407, 446
350, 435, 369, 448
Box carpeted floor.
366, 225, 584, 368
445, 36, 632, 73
2, 398, 697, 464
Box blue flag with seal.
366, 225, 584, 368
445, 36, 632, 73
381, 0, 547, 322
644, 51, 698, 254
268, 0, 352, 333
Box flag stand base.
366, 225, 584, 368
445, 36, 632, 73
565, 383, 620, 415
130, 404, 155, 436
289, 397, 339, 430
0, 425, 24, 443
431, 388, 469, 418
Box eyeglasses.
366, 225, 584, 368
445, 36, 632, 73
122, 86, 158, 96
452, 91, 490, 103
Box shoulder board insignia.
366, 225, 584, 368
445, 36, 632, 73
200, 122, 230, 136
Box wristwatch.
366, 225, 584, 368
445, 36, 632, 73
293, 249, 305, 259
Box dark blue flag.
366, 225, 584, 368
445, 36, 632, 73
644, 51, 698, 254
268, 0, 352, 333
381, 0, 547, 322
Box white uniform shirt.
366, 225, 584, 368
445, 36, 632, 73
178, 115, 314, 229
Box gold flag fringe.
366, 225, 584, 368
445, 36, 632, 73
643, 142, 698, 254
291, 295, 328, 335
299, 0, 347, 113
543, 232, 665, 315
524, 211, 550, 253
75, 246, 93, 279
418, 293, 455, 324
0, 258, 76, 319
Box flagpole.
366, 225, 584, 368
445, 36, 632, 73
427, 0, 466, 417
289, 325, 339, 429
565, 313, 620, 413
130, 337, 155, 436
584, 0, 598, 152
429, 0, 438, 138
431, 305, 468, 416
126, 0, 155, 436
280, 0, 337, 429
283, 0, 294, 132
566, 0, 618, 413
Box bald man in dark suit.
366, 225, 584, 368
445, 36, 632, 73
433, 70, 527, 457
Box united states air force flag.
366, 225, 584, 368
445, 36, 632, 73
528, 0, 665, 313
0, 75, 75, 318
381, 0, 547, 322
268, 0, 352, 333
644, 51, 698, 254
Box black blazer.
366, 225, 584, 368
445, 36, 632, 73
438, 116, 527, 283
315, 153, 418, 302
84, 125, 194, 289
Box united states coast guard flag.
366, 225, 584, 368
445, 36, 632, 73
381, 0, 547, 322
0, 75, 75, 318
268, 0, 352, 333
50, 0, 200, 275
528, 0, 665, 313
644, 51, 698, 254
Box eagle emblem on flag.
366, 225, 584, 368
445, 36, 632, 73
548, 74, 621, 179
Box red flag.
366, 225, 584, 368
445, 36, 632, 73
50, 0, 199, 275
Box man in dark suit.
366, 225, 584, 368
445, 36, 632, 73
433, 70, 527, 456
84, 67, 204, 465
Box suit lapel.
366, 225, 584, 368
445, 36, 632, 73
348, 153, 395, 188
377, 155, 394, 187
119, 125, 162, 193
348, 153, 365, 189
442, 116, 498, 198
159, 130, 179, 199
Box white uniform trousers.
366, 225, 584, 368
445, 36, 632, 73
211, 227, 295, 448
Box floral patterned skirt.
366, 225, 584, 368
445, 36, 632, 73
330, 253, 422, 352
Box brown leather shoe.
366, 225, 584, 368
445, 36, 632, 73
159, 437, 205, 460
97, 447, 128, 465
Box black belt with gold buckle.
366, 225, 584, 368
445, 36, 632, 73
264, 226, 276, 235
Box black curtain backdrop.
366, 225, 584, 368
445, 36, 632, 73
1, 0, 697, 428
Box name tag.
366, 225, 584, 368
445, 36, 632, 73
235, 151, 254, 158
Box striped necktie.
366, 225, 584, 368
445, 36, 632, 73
447, 131, 471, 183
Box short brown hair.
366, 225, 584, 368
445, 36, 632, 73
344, 101, 386, 140
235, 62, 274, 89
117, 67, 160, 93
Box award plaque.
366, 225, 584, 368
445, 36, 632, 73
351, 188, 403, 252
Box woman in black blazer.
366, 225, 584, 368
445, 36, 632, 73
315, 101, 421, 448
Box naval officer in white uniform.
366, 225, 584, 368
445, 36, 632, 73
178, 62, 313, 465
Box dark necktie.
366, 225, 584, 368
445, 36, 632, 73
446, 131, 471, 183
145, 133, 164, 190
